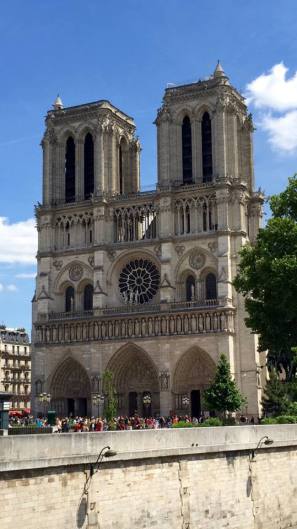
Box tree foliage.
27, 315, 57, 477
234, 175, 297, 380
102, 370, 117, 422
203, 354, 245, 416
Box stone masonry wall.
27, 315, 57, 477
1, 426, 297, 529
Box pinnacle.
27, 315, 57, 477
53, 94, 64, 110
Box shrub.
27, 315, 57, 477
198, 417, 223, 427
172, 421, 194, 428
276, 415, 297, 424
261, 417, 278, 425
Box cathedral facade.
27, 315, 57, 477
32, 63, 264, 418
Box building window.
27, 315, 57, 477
65, 137, 76, 203
205, 273, 217, 300
201, 112, 213, 182
4, 344, 7, 352
24, 346, 27, 354
83, 284, 93, 311
12, 345, 15, 354
17, 346, 19, 354
84, 133, 94, 199
182, 116, 193, 184
186, 275, 196, 302
119, 143, 123, 194
65, 286, 75, 312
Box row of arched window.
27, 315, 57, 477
65, 284, 93, 312
65, 134, 128, 203
185, 273, 217, 302
65, 134, 94, 203
182, 112, 213, 185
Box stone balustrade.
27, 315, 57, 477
34, 305, 235, 345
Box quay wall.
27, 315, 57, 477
1, 425, 297, 529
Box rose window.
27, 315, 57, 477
119, 259, 160, 304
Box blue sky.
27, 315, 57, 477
1, 0, 297, 334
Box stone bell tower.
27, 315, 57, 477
42, 97, 140, 206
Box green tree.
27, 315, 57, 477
262, 370, 289, 416
203, 354, 246, 417
234, 175, 297, 380
102, 370, 117, 422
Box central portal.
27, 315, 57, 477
108, 345, 160, 416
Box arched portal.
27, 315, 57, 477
173, 347, 216, 417
50, 357, 91, 416
106, 344, 160, 416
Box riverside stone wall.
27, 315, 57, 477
1, 425, 297, 529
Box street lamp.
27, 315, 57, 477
38, 392, 51, 417
182, 395, 190, 409
92, 393, 105, 417
90, 446, 117, 477
251, 435, 274, 460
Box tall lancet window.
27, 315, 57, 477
119, 143, 123, 194
202, 112, 213, 182
65, 137, 76, 203
84, 133, 94, 199
182, 116, 193, 184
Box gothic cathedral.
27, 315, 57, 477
32, 63, 264, 418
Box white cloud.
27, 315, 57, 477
0, 283, 18, 293
0, 217, 37, 264
6, 284, 18, 292
246, 63, 297, 153
262, 110, 297, 152
15, 273, 36, 279
246, 63, 297, 111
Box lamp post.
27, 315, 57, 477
142, 393, 152, 416
251, 435, 274, 460
92, 393, 105, 417
38, 392, 51, 417
182, 394, 190, 412
86, 446, 117, 529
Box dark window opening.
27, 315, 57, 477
202, 112, 213, 182
186, 205, 191, 233
83, 284, 93, 311
65, 137, 76, 203
186, 275, 196, 302
119, 144, 123, 194
84, 133, 94, 199
89, 230, 93, 243
205, 273, 217, 300
65, 286, 75, 312
182, 116, 193, 184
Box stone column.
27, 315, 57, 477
193, 119, 202, 183
130, 139, 140, 192
111, 128, 119, 194
156, 108, 171, 187
42, 139, 50, 205
213, 106, 227, 179
159, 371, 172, 415
94, 125, 105, 196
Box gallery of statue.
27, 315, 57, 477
32, 63, 264, 418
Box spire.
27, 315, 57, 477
214, 61, 225, 78
53, 94, 64, 110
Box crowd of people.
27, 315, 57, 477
9, 413, 257, 431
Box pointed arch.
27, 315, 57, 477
201, 112, 213, 182
182, 116, 193, 184
50, 357, 91, 416
84, 132, 94, 199
106, 343, 160, 415
173, 347, 216, 392
65, 136, 76, 202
